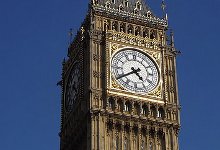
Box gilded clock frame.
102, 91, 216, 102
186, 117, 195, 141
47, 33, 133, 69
105, 31, 164, 103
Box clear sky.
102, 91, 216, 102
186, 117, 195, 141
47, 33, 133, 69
0, 0, 219, 150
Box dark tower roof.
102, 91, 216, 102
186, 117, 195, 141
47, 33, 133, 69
91, 0, 168, 27
97, 0, 152, 16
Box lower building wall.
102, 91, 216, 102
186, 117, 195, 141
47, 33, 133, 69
91, 115, 179, 150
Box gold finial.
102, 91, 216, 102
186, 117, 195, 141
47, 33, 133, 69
161, 0, 166, 12
170, 29, 181, 54
170, 29, 175, 48
161, 0, 168, 20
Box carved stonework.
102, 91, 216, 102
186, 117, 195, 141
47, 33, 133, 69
93, 71, 103, 78
93, 54, 102, 61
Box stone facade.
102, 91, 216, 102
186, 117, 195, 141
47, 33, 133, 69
59, 0, 181, 150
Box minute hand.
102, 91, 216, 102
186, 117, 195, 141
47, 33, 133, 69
116, 68, 140, 80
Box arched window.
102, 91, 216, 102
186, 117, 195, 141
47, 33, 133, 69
134, 103, 139, 115
120, 23, 125, 33
135, 26, 141, 36
143, 28, 149, 38
119, 4, 124, 11
150, 30, 157, 39
146, 11, 152, 18
105, 1, 110, 8
150, 106, 157, 118
142, 105, 148, 116
117, 100, 123, 112
127, 24, 133, 34
124, 101, 130, 112
158, 107, 164, 118
136, 1, 142, 10
108, 98, 114, 110
124, 0, 129, 7
112, 21, 118, 31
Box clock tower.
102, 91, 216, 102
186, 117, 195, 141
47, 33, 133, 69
59, 0, 181, 150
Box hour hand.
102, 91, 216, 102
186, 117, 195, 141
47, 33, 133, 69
116, 67, 137, 79
131, 67, 143, 81
116, 71, 134, 80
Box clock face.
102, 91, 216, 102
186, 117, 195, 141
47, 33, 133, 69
111, 49, 159, 94
65, 63, 81, 112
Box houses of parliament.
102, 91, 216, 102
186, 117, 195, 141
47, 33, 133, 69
59, 0, 181, 149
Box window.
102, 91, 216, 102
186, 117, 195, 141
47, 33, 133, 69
127, 24, 133, 34
112, 21, 118, 31
135, 27, 141, 36
112, 0, 115, 4
108, 98, 114, 110
142, 105, 148, 115
150, 30, 157, 39
146, 11, 152, 18
157, 108, 164, 118
124, 0, 129, 7
150, 106, 155, 117
143, 28, 149, 38
105, 1, 110, 8
124, 102, 130, 112
119, 4, 124, 11
120, 23, 125, 32
136, 1, 142, 10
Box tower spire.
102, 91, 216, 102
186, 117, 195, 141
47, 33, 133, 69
68, 28, 73, 45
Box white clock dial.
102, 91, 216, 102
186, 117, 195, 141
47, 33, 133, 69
65, 63, 80, 112
111, 49, 159, 94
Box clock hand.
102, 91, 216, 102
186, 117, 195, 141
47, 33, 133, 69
131, 67, 143, 81
116, 67, 139, 80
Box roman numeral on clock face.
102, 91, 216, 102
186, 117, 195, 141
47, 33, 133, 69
111, 49, 159, 93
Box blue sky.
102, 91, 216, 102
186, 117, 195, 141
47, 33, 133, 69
0, 0, 220, 149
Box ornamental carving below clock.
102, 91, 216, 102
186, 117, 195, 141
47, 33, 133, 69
111, 48, 159, 94
65, 62, 81, 112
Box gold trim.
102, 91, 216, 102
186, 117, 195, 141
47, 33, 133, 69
108, 91, 164, 104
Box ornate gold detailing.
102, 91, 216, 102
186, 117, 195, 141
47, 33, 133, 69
148, 85, 162, 98
111, 77, 124, 90
111, 43, 119, 54
108, 31, 161, 51
147, 51, 161, 65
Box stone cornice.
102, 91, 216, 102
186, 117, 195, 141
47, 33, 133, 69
92, 5, 168, 28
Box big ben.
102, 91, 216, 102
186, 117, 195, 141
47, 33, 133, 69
59, 0, 181, 150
